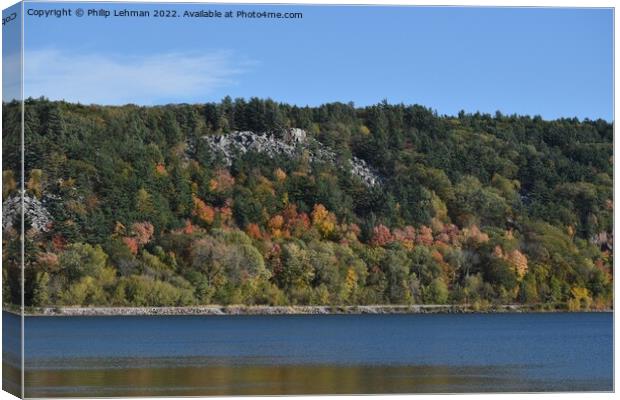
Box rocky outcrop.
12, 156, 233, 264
204, 130, 297, 165
2, 192, 52, 232
283, 127, 307, 144
591, 231, 613, 252
202, 128, 381, 187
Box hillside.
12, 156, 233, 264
1, 97, 613, 310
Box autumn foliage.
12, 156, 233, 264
4, 98, 611, 310
193, 196, 216, 224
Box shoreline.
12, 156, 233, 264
3, 304, 613, 317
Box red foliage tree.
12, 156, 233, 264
416, 225, 434, 246
371, 224, 393, 246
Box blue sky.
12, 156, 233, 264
3, 2, 22, 102
16, 2, 614, 120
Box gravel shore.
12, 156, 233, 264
3, 303, 593, 317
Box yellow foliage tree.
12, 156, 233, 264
3, 170, 16, 200
274, 168, 287, 182
568, 287, 592, 311
342, 267, 359, 303
311, 204, 336, 238
27, 169, 44, 198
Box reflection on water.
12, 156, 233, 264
2, 312, 613, 396
2, 362, 21, 398
2, 309, 21, 398
15, 363, 610, 397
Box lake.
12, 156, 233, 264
2, 311, 613, 396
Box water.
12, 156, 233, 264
2, 311, 613, 396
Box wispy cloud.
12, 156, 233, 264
24, 49, 251, 105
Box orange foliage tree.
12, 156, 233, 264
246, 223, 263, 240
192, 196, 216, 224
268, 215, 286, 238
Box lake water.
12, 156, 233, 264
2, 311, 613, 396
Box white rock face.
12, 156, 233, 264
202, 128, 381, 187
591, 231, 613, 251
2, 192, 52, 232
283, 128, 307, 144
204, 131, 297, 165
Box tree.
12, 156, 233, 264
382, 249, 412, 304
190, 236, 228, 285
59, 243, 108, 282
3, 170, 16, 199
26, 169, 45, 198
32, 272, 50, 306
424, 278, 449, 304
370, 224, 393, 247
131, 222, 155, 245
278, 242, 314, 292
568, 287, 592, 311
136, 188, 154, 214
311, 204, 336, 238
193, 196, 216, 224
3, 99, 611, 309
268, 215, 286, 238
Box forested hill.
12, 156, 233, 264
1, 98, 613, 310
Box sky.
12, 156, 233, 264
2, 2, 22, 102
7, 2, 615, 120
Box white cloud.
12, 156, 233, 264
23, 49, 251, 105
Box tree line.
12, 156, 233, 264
1, 97, 613, 310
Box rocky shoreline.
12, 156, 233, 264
5, 304, 609, 317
